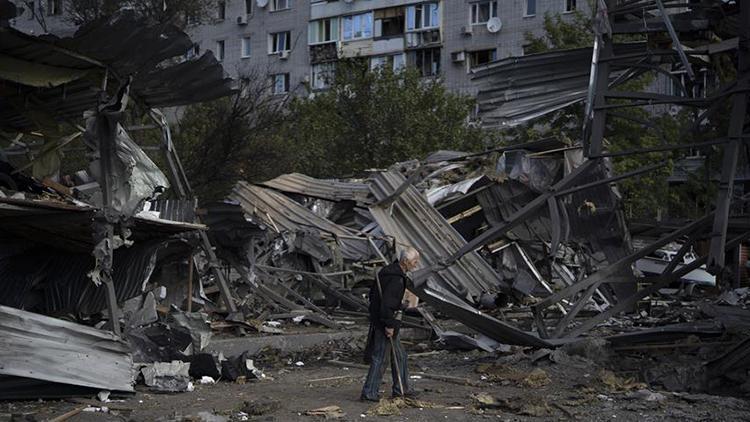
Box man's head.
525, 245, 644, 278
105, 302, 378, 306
399, 247, 420, 272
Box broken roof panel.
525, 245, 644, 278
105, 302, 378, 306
260, 173, 373, 206
0, 304, 135, 397
471, 43, 651, 128
229, 181, 373, 261
368, 170, 508, 302
0, 10, 235, 133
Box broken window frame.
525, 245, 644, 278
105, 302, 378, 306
241, 36, 251, 58
271, 0, 291, 12
406, 2, 439, 32
217, 0, 226, 20
311, 62, 335, 90
370, 53, 406, 73
374, 7, 406, 39
470, 1, 497, 25
342, 12, 373, 41
268, 31, 291, 54
308, 17, 339, 45
215, 40, 225, 61
272, 73, 290, 95
524, 0, 536, 17
469, 48, 497, 68
412, 47, 441, 77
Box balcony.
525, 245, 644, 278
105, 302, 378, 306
309, 42, 338, 64
405, 28, 441, 49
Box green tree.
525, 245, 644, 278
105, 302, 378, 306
284, 59, 485, 178
171, 68, 294, 201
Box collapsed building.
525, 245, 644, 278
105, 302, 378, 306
0, 0, 748, 405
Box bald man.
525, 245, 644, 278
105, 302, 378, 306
360, 248, 420, 402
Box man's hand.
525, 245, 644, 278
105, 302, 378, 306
385, 327, 394, 338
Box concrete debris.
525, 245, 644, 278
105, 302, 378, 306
304, 405, 346, 419
141, 361, 192, 393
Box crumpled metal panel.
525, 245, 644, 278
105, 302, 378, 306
413, 282, 553, 348
471, 43, 649, 128
261, 173, 373, 206
0, 10, 235, 133
368, 170, 508, 302
0, 304, 135, 395
229, 181, 373, 261
0, 239, 169, 315
368, 170, 552, 347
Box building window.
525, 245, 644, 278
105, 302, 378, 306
413, 48, 440, 77
272, 73, 290, 94
471, 1, 497, 25
245, 0, 253, 15
311, 63, 335, 90
186, 43, 200, 60
216, 40, 225, 61
47, 0, 62, 16
469, 49, 497, 68
342, 12, 373, 40
271, 0, 290, 12
269, 31, 291, 53
565, 0, 576, 12
309, 18, 339, 44
525, 0, 536, 16
241, 37, 251, 58
374, 7, 405, 38
370, 53, 406, 72
406, 3, 439, 31
217, 1, 226, 20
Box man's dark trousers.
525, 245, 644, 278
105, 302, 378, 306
361, 326, 409, 400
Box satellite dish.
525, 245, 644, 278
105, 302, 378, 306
487, 17, 502, 33
257, 0, 268, 8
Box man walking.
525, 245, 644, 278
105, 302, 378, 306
360, 247, 420, 402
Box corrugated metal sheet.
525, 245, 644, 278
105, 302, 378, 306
0, 10, 235, 132
260, 173, 373, 206
229, 181, 373, 261
368, 170, 507, 302
471, 43, 649, 128
0, 304, 134, 396
0, 239, 171, 315
368, 170, 552, 347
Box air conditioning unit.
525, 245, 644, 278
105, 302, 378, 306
451, 51, 465, 63
462, 25, 473, 36
279, 50, 290, 59
237, 15, 248, 25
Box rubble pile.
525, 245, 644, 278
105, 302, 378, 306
0, 0, 748, 416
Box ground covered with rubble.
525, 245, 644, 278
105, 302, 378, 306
5, 339, 750, 422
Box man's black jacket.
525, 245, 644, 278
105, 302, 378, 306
368, 261, 406, 330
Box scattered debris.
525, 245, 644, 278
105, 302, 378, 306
304, 405, 346, 419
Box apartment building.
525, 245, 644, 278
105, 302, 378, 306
9, 0, 589, 96
190, 0, 589, 95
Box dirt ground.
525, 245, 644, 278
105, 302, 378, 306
3, 347, 750, 422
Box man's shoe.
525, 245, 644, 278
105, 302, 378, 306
360, 395, 379, 402
392, 390, 419, 399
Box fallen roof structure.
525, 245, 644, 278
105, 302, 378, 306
0, 4, 237, 397
0, 304, 134, 399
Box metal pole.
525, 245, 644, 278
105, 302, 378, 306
186, 254, 194, 312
